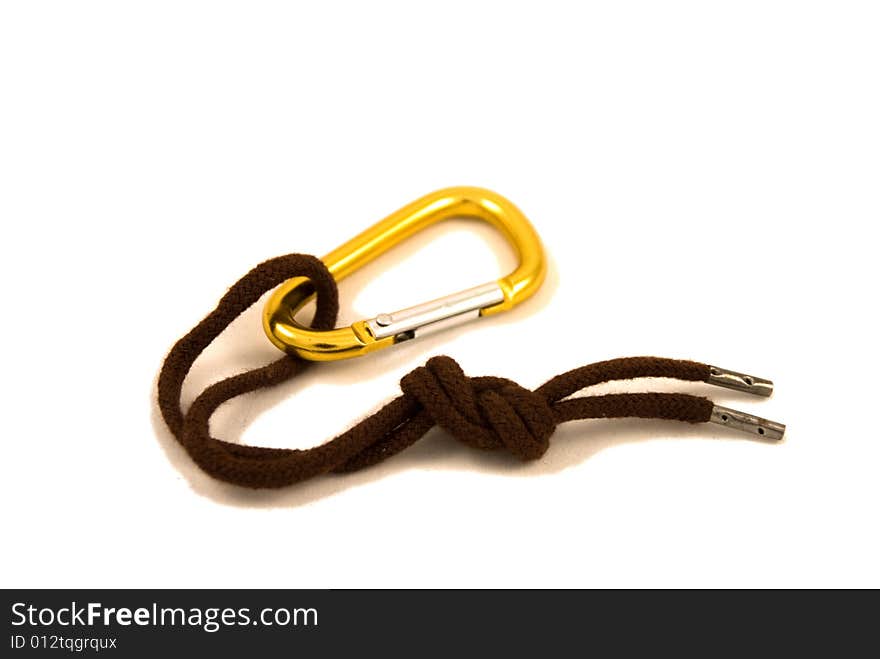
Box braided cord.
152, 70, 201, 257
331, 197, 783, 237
158, 254, 715, 489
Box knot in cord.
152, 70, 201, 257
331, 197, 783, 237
400, 356, 555, 461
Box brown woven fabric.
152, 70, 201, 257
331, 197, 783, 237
157, 254, 714, 489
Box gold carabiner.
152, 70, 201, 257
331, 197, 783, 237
262, 186, 546, 361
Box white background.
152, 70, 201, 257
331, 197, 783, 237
1, 2, 878, 588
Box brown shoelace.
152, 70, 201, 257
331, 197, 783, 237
157, 254, 740, 489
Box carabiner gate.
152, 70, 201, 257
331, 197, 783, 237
262, 186, 546, 361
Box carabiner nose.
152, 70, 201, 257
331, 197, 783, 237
262, 186, 546, 361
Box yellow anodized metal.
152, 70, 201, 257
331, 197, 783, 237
262, 186, 546, 361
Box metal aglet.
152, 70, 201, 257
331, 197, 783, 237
707, 366, 774, 397
710, 405, 785, 440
